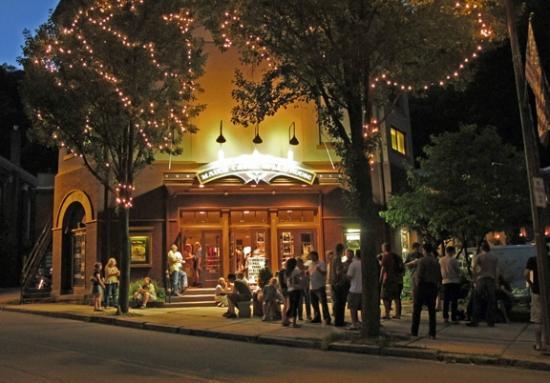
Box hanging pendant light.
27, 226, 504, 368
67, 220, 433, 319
253, 124, 263, 144
288, 121, 299, 146
216, 120, 226, 144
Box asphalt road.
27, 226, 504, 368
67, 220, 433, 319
0, 311, 548, 383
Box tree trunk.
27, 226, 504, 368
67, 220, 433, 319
118, 207, 131, 313
360, 214, 381, 337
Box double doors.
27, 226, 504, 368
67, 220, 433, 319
181, 230, 221, 288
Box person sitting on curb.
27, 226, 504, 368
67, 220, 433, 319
133, 277, 157, 309
223, 273, 252, 319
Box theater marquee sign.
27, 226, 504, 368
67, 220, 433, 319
197, 151, 316, 185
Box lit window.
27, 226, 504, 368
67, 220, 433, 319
390, 127, 406, 155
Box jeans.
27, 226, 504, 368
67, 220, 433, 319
332, 284, 350, 327
171, 270, 188, 294
442, 283, 460, 321
311, 286, 331, 322
471, 277, 496, 325
411, 282, 438, 337
298, 288, 312, 319
286, 290, 302, 320
104, 283, 118, 307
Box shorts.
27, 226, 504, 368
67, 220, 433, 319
531, 292, 541, 324
229, 293, 251, 305
92, 285, 102, 296
381, 281, 399, 300
347, 292, 362, 310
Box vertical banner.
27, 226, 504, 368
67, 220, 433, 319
525, 20, 550, 144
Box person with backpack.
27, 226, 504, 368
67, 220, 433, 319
380, 243, 401, 320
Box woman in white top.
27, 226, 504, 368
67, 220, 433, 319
104, 258, 120, 307
283, 258, 303, 328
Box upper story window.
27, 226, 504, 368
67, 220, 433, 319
390, 127, 406, 155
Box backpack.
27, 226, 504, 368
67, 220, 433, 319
393, 253, 405, 276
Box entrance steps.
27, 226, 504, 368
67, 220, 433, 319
161, 287, 217, 308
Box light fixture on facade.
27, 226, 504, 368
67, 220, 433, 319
216, 120, 226, 144
217, 120, 226, 160
288, 122, 299, 146
253, 124, 263, 144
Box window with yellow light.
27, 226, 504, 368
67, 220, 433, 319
390, 127, 406, 155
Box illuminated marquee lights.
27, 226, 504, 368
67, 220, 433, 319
197, 150, 317, 185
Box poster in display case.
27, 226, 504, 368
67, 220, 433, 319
280, 231, 294, 257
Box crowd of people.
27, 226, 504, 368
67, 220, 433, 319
89, 239, 544, 350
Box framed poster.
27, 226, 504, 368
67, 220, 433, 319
130, 234, 152, 267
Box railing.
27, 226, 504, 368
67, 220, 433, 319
20, 219, 52, 302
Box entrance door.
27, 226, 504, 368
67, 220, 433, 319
202, 231, 222, 287
182, 230, 222, 288
278, 229, 316, 268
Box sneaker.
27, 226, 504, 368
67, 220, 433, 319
222, 312, 230, 318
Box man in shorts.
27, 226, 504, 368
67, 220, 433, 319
525, 255, 546, 351
347, 250, 362, 330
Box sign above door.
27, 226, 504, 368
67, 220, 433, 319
196, 150, 316, 185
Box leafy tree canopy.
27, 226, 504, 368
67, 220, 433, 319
382, 124, 530, 246
21, 0, 205, 195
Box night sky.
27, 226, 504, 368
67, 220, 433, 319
0, 0, 60, 67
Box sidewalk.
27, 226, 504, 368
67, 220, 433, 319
2, 301, 549, 371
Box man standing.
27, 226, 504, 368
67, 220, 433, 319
411, 243, 441, 339
194, 242, 204, 287
330, 244, 349, 327
347, 250, 362, 330
309, 251, 331, 325
440, 246, 461, 323
405, 242, 423, 280
380, 243, 400, 320
468, 241, 499, 327
168, 244, 186, 296
525, 254, 547, 351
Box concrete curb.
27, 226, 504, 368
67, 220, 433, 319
3, 305, 550, 372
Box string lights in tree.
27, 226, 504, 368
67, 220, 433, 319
26, 0, 201, 208
220, 1, 493, 93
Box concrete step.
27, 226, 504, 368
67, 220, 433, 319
160, 300, 218, 308
168, 294, 216, 303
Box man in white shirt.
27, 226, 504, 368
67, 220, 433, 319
347, 250, 362, 330
308, 251, 331, 325
168, 244, 186, 296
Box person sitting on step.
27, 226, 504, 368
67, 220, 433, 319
223, 273, 252, 319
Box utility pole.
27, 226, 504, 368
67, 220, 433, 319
504, 0, 550, 349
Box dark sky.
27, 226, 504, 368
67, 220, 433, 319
0, 0, 60, 67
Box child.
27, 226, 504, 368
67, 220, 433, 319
215, 277, 229, 307
262, 277, 282, 321
91, 262, 105, 311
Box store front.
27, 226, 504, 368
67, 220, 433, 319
175, 205, 322, 286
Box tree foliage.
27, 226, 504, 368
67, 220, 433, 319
20, 0, 205, 312
194, 0, 497, 336
382, 124, 530, 248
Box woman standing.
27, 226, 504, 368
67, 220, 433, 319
283, 258, 303, 328
104, 258, 120, 308
91, 262, 105, 312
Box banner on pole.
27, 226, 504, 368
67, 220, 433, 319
525, 20, 550, 145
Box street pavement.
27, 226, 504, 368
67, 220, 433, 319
0, 311, 549, 383
4, 301, 549, 370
